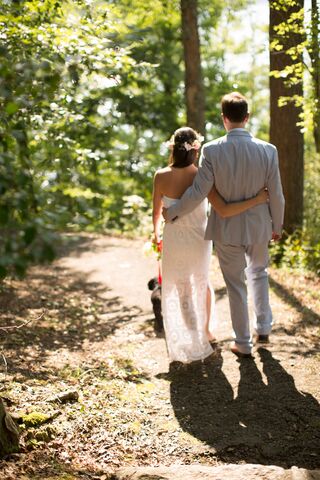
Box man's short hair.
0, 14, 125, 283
221, 92, 248, 123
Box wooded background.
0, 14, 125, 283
0, 0, 319, 276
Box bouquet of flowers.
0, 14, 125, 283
143, 238, 163, 261
143, 238, 163, 284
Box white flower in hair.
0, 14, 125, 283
165, 133, 204, 151
184, 139, 202, 151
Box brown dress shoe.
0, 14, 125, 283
257, 334, 269, 343
230, 343, 253, 358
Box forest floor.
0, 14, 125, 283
0, 233, 319, 480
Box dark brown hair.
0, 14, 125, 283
169, 127, 198, 168
221, 92, 248, 123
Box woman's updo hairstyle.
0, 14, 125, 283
167, 127, 203, 168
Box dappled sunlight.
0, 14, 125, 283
0, 0, 319, 477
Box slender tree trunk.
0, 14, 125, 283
311, 0, 320, 152
269, 0, 304, 233
180, 0, 205, 135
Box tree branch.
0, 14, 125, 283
0, 311, 45, 333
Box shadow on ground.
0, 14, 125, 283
0, 262, 142, 381
269, 276, 320, 356
170, 348, 320, 469
270, 276, 320, 329
55, 232, 124, 259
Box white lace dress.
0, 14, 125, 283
161, 196, 216, 363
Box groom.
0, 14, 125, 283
163, 92, 285, 357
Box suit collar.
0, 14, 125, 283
227, 128, 253, 137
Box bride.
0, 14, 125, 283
152, 127, 268, 364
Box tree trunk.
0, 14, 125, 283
269, 0, 304, 233
0, 398, 20, 457
311, 0, 320, 152
180, 0, 205, 135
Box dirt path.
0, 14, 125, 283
0, 234, 319, 479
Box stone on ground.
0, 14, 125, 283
114, 464, 320, 480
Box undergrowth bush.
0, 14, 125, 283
270, 230, 320, 276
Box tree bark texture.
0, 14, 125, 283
269, 0, 304, 233
311, 0, 320, 152
0, 398, 20, 457
180, 0, 205, 135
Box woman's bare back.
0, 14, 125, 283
156, 165, 198, 199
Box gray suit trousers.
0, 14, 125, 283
214, 241, 273, 354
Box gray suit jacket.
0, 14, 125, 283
166, 128, 285, 245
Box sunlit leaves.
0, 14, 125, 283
269, 1, 319, 143
270, 0, 302, 11
0, 0, 139, 277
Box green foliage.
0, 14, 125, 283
270, 230, 320, 276
269, 141, 320, 275
1, 0, 242, 278
3, 0, 318, 276
269, 1, 305, 91
111, 0, 183, 133
304, 143, 320, 236
269, 0, 320, 147
268, 0, 320, 273
0, 0, 149, 275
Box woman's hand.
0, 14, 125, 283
152, 234, 163, 256
255, 188, 269, 205
152, 233, 161, 245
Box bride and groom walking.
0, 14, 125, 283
152, 92, 285, 363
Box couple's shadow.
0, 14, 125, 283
169, 348, 320, 468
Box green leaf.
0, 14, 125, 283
0, 206, 9, 225
5, 102, 19, 115
41, 243, 56, 262
0, 265, 7, 279
23, 226, 37, 245
14, 261, 27, 278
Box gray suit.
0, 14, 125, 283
166, 128, 285, 353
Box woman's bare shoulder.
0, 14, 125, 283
154, 166, 172, 179
155, 166, 172, 175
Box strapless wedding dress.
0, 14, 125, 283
161, 196, 216, 363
